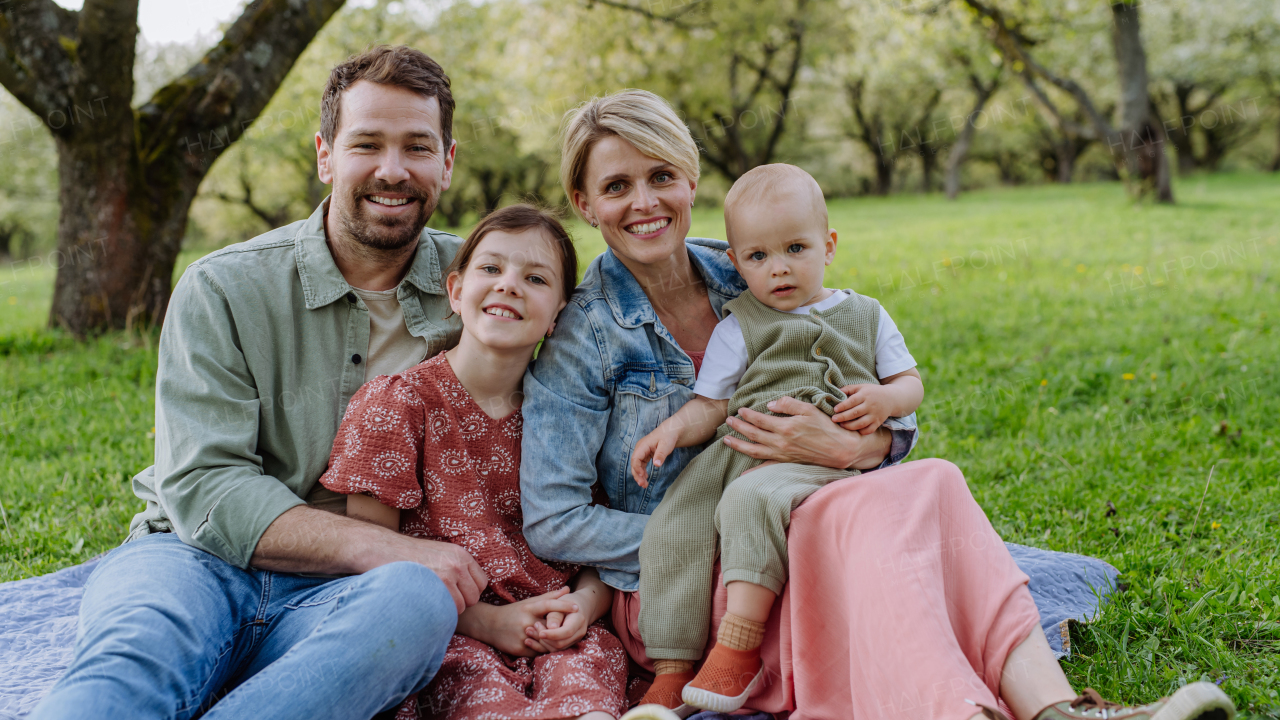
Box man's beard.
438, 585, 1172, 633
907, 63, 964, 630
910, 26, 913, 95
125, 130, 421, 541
337, 180, 438, 251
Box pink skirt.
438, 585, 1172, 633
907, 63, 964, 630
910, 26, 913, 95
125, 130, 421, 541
612, 458, 1040, 720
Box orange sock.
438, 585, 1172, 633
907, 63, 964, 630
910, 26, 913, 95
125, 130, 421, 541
716, 612, 765, 651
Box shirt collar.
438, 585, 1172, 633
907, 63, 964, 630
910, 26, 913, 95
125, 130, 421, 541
599, 237, 747, 329
294, 196, 446, 310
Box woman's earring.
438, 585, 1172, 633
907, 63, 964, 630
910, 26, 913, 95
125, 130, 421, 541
691, 201, 695, 208
590, 219, 599, 228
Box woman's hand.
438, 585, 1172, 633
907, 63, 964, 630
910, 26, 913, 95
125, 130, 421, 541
723, 397, 892, 471
457, 587, 578, 657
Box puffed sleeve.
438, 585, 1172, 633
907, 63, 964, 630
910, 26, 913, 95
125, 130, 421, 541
319, 375, 426, 511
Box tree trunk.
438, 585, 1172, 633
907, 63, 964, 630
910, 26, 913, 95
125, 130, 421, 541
920, 146, 938, 193
2, 0, 347, 334
1055, 141, 1077, 183
1111, 2, 1173, 203
946, 77, 997, 200
1272, 109, 1280, 172
49, 121, 211, 329
1167, 84, 1198, 173
874, 155, 894, 196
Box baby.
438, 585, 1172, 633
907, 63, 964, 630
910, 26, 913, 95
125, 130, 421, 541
628, 164, 924, 715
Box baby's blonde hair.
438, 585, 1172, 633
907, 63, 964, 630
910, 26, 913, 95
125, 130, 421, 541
560, 90, 701, 221
724, 164, 828, 241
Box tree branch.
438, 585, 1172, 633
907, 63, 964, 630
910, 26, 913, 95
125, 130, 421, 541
583, 0, 711, 30
962, 0, 1114, 140
758, 19, 804, 167
0, 0, 78, 118
136, 0, 346, 173
75, 0, 138, 102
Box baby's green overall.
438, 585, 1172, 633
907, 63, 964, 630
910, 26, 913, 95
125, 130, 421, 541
638, 290, 882, 660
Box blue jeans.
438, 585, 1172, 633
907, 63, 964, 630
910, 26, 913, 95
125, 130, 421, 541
30, 532, 456, 720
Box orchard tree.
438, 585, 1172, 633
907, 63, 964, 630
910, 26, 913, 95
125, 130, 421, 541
961, 0, 1173, 202
0, 0, 345, 334
832, 3, 949, 195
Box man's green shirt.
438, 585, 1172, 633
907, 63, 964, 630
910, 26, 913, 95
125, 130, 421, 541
128, 200, 463, 568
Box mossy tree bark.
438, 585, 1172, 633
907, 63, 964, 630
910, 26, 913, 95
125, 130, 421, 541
0, 0, 345, 334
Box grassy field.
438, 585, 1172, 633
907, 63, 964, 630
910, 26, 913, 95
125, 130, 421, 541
2, 174, 1277, 714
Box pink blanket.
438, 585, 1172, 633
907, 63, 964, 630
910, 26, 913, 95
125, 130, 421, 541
613, 458, 1040, 720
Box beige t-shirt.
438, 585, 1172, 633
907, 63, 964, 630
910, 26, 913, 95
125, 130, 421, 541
350, 286, 429, 383
307, 285, 429, 515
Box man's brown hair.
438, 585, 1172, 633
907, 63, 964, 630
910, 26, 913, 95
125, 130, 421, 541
320, 45, 455, 152
447, 205, 580, 303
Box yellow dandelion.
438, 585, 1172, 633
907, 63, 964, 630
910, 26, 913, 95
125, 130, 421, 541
1076, 264, 1086, 273
1121, 264, 1131, 272
1135, 266, 1144, 275
1040, 379, 1049, 386
942, 257, 952, 266
1211, 521, 1221, 530
1150, 373, 1158, 380
1122, 373, 1135, 380
7, 296, 16, 305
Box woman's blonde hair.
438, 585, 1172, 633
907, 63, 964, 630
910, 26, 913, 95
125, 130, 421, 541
559, 90, 701, 220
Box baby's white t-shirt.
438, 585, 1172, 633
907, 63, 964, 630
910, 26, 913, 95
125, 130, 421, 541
692, 290, 916, 401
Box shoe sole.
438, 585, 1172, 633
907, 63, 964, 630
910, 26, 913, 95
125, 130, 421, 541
619, 703, 698, 720
681, 666, 763, 713
1152, 682, 1235, 720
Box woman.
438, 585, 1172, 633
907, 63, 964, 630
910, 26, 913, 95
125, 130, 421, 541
519, 90, 1232, 720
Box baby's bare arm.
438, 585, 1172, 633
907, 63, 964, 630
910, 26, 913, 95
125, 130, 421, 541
631, 396, 730, 487
663, 395, 732, 446
875, 368, 924, 418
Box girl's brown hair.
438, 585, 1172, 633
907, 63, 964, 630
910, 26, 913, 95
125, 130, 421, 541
446, 204, 579, 302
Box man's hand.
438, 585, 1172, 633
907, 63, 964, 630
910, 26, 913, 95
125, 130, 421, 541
405, 538, 489, 614
831, 383, 894, 435
723, 397, 891, 471
251, 506, 488, 613
458, 587, 578, 657
631, 426, 680, 488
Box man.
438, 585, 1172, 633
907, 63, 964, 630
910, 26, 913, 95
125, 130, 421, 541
32, 46, 486, 720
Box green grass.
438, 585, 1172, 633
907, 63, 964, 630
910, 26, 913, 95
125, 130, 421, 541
2, 173, 1278, 714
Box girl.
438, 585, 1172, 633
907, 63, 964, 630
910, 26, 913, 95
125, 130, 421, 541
319, 205, 627, 720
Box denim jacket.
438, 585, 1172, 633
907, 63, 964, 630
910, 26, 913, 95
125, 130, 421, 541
520, 238, 919, 591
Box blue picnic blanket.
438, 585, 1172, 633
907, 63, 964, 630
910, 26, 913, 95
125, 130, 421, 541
0, 543, 1118, 718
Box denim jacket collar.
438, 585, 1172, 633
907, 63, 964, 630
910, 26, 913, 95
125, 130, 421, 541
294, 197, 447, 310
598, 237, 748, 329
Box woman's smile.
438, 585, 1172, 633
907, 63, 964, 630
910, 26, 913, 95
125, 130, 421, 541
625, 217, 671, 237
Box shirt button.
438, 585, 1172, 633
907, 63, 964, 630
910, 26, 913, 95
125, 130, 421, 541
346, 292, 357, 303
351, 354, 362, 365
815, 347, 823, 356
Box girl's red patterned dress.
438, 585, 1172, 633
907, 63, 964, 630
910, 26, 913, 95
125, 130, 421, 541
319, 353, 628, 720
